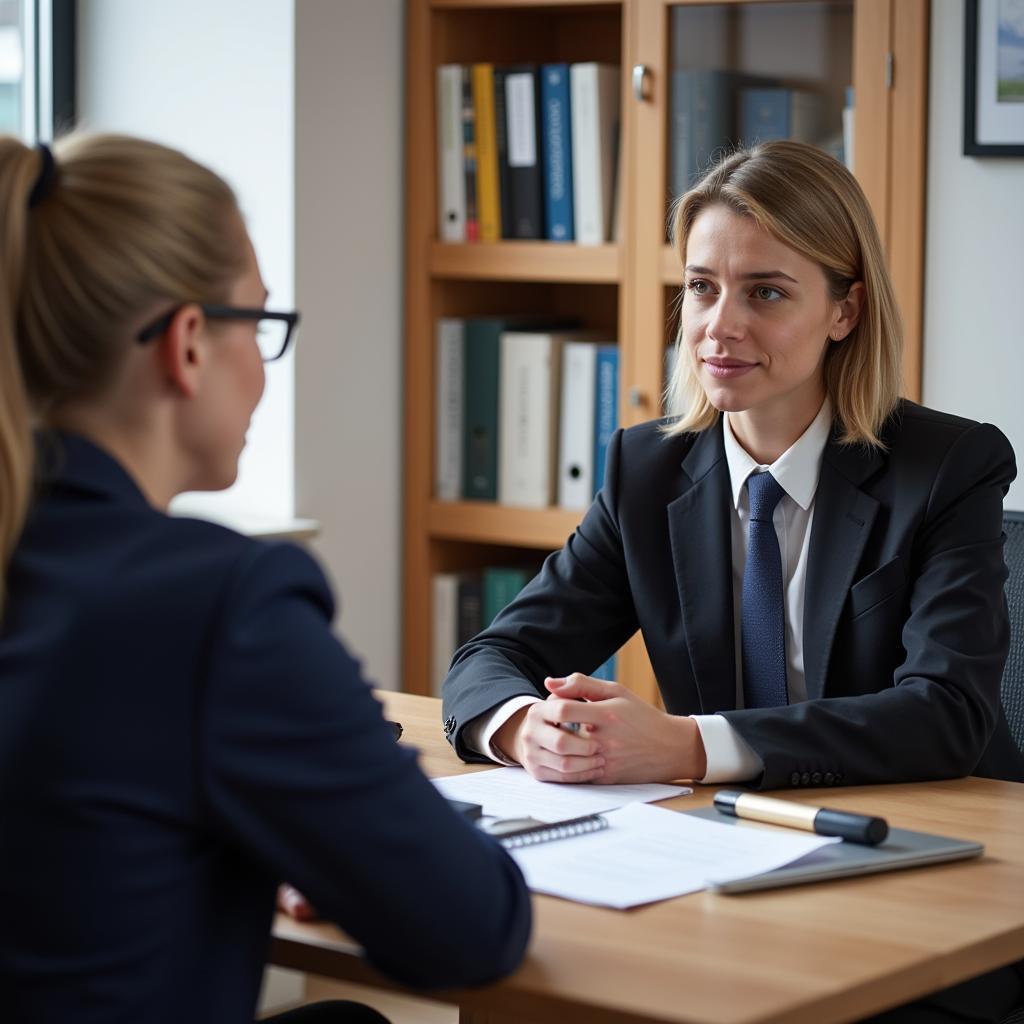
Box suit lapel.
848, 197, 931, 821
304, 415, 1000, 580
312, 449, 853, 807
668, 426, 736, 714
803, 437, 884, 700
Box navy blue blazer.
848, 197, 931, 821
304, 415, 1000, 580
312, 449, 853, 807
0, 435, 530, 1023
442, 401, 1024, 789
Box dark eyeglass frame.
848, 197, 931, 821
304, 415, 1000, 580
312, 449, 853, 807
136, 304, 300, 362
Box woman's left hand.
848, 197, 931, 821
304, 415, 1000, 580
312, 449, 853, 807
544, 675, 707, 784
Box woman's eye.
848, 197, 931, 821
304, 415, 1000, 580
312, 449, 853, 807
754, 285, 783, 301
686, 279, 711, 296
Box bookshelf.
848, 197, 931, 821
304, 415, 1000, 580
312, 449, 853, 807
403, 0, 928, 702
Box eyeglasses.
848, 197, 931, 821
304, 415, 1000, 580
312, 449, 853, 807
136, 304, 301, 362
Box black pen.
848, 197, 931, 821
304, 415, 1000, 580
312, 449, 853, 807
713, 790, 889, 846
386, 720, 403, 742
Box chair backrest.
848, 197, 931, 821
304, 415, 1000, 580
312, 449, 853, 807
1002, 510, 1024, 753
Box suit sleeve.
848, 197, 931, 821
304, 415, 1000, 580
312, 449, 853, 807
722, 422, 1019, 789
442, 428, 640, 761
199, 543, 531, 989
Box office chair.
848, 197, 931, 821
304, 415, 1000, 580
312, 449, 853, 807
1002, 510, 1024, 754
997, 511, 1024, 1024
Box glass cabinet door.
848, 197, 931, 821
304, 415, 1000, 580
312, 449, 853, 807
628, 0, 925, 435
667, 2, 854, 200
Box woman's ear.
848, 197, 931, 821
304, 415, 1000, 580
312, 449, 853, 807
158, 304, 206, 397
830, 281, 866, 342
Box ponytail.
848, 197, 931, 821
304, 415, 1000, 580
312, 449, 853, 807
0, 142, 47, 617
0, 132, 245, 620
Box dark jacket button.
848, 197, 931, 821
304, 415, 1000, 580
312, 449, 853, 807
811, 771, 822, 785
824, 772, 835, 785
790, 771, 802, 786
801, 772, 811, 785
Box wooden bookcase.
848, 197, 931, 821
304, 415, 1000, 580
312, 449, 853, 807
402, 0, 928, 702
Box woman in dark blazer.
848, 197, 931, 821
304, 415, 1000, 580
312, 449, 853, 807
0, 134, 530, 1024
441, 140, 1024, 1022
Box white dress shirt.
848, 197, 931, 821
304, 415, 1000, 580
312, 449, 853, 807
464, 399, 834, 783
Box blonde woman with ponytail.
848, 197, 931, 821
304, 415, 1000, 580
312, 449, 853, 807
0, 135, 530, 1024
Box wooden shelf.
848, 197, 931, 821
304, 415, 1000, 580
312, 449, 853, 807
429, 241, 620, 283
432, 0, 613, 8
427, 501, 583, 549
661, 245, 682, 285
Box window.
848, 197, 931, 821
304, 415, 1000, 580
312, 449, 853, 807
0, 0, 74, 142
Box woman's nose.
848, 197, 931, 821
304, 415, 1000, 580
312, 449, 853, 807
706, 293, 747, 343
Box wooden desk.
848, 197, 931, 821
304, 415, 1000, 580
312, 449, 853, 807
270, 692, 1024, 1024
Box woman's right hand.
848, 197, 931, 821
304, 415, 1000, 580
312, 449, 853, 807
492, 698, 605, 783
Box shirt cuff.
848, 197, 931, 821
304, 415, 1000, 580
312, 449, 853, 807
691, 715, 763, 783
462, 696, 544, 765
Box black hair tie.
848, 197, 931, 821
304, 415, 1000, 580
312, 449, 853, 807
28, 143, 57, 209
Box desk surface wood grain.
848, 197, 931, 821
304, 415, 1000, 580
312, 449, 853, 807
270, 691, 1024, 1024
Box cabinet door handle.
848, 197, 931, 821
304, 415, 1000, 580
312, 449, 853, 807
632, 64, 650, 102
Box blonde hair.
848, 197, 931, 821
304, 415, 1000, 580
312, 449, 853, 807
0, 133, 247, 615
664, 140, 902, 446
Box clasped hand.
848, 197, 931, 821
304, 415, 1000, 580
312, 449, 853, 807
493, 674, 707, 785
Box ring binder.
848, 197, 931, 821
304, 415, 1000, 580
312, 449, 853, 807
496, 813, 609, 849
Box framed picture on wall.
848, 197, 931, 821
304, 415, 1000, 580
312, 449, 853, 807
964, 0, 1024, 155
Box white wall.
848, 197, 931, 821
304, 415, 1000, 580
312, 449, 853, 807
924, 1, 1024, 511
77, 0, 296, 523
294, 0, 405, 690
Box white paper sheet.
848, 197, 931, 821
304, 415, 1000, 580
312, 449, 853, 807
511, 802, 839, 908
433, 767, 690, 822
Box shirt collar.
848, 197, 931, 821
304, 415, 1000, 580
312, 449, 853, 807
722, 397, 833, 512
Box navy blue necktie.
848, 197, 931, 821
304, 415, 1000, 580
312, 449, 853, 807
741, 471, 789, 709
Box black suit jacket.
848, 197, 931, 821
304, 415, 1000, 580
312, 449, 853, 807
442, 401, 1024, 789
0, 435, 530, 1024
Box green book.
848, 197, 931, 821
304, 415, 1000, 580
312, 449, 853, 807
483, 567, 532, 626
462, 316, 574, 501
462, 319, 507, 501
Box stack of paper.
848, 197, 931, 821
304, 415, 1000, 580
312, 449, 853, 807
511, 802, 837, 908
433, 768, 837, 909
433, 767, 690, 822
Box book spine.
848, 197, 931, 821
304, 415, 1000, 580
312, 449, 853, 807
492, 67, 515, 240
570, 63, 620, 245
504, 66, 544, 238
557, 341, 598, 509
739, 87, 790, 145
541, 63, 574, 242
842, 85, 854, 172
692, 70, 737, 179
462, 320, 501, 501
498, 333, 553, 508
483, 567, 531, 627
472, 63, 502, 241
593, 345, 619, 497
595, 65, 621, 242
436, 64, 466, 241
669, 70, 694, 197
456, 575, 483, 647
461, 67, 479, 241
431, 573, 460, 696
788, 90, 823, 143
434, 318, 464, 501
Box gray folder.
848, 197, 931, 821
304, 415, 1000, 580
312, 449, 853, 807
686, 807, 984, 894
